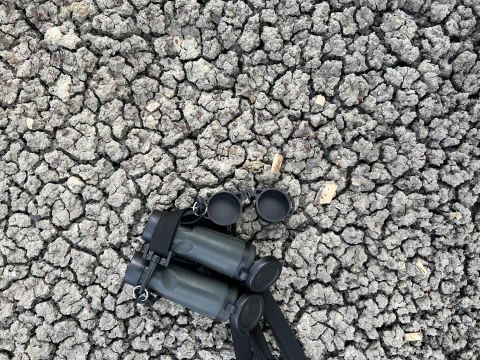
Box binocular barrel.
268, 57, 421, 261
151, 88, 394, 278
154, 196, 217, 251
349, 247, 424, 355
172, 225, 282, 292
173, 225, 255, 278
124, 252, 264, 332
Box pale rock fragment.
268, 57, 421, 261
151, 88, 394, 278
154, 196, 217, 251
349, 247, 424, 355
53, 75, 72, 102
271, 154, 283, 174
144, 115, 158, 129
26, 118, 34, 130
315, 95, 325, 106
351, 179, 361, 186
416, 261, 428, 275
179, 39, 201, 60
44, 27, 81, 50
71, 2, 91, 22
146, 102, 160, 112
66, 176, 85, 193
315, 181, 338, 204
243, 160, 264, 172
163, 89, 175, 98
405, 332, 422, 341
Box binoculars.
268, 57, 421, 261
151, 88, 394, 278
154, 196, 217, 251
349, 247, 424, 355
123, 188, 294, 332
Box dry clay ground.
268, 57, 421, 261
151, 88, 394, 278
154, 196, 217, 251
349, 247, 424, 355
1, 0, 480, 359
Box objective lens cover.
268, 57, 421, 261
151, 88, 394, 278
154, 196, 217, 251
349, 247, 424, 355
230, 293, 264, 332
246, 256, 282, 292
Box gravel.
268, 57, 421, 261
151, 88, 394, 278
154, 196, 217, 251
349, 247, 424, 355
1, 0, 480, 359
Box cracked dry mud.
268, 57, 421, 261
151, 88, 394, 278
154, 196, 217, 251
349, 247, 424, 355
1, 0, 480, 359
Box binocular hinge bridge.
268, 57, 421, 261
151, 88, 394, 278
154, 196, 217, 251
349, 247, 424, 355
225, 303, 237, 314
237, 269, 249, 281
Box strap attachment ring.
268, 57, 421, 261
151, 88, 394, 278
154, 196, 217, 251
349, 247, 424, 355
192, 201, 208, 216
133, 286, 149, 303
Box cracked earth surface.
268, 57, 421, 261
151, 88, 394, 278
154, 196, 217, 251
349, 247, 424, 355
1, 0, 480, 359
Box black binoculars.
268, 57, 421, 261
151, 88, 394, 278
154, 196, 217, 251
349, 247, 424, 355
123, 188, 294, 332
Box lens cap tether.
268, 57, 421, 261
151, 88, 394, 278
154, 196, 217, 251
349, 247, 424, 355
246, 256, 283, 293
230, 293, 264, 332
